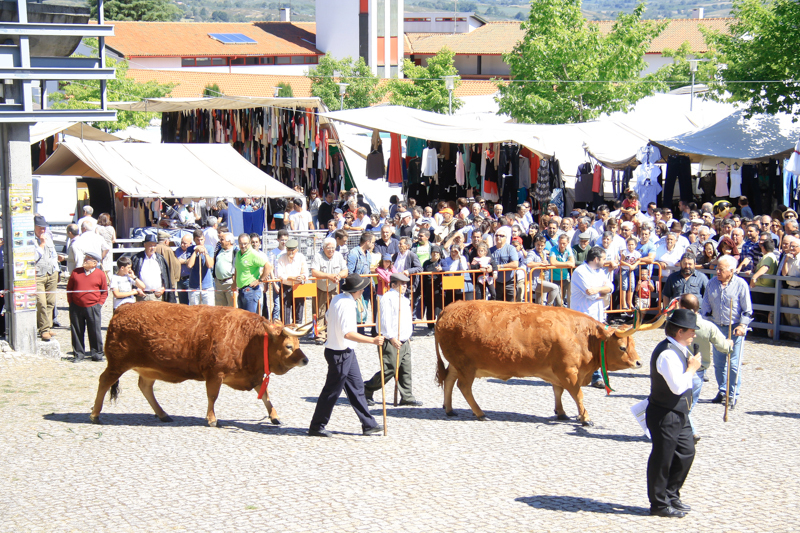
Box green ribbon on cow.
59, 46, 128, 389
600, 340, 614, 395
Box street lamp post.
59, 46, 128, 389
443, 75, 456, 115
687, 59, 707, 112
272, 86, 281, 97
337, 82, 349, 111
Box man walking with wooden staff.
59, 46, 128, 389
700, 255, 753, 412
364, 273, 423, 408
308, 274, 385, 437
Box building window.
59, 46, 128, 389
245, 57, 259, 65
305, 56, 319, 64
276, 56, 291, 65
291, 56, 305, 64
196, 58, 212, 66
404, 17, 430, 22
230, 58, 245, 65
435, 17, 466, 22
212, 58, 226, 66
181, 58, 195, 67
261, 57, 274, 65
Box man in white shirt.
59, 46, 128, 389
570, 246, 614, 389
203, 216, 219, 250
76, 205, 97, 234
308, 274, 385, 438
289, 199, 314, 231
69, 219, 110, 274
646, 309, 701, 518
275, 239, 309, 324
131, 234, 170, 301
310, 238, 348, 345
363, 273, 421, 407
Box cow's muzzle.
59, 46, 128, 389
633, 360, 643, 369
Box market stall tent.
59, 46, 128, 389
650, 109, 800, 164
34, 140, 302, 199
29, 122, 121, 144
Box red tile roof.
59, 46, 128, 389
407, 18, 731, 56
127, 69, 498, 100
108, 21, 320, 58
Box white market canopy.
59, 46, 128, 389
651, 109, 800, 163
29, 122, 121, 144
321, 105, 552, 159
110, 96, 329, 119
35, 140, 302, 199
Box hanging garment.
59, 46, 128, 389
421, 147, 438, 177
519, 156, 531, 189
366, 147, 385, 180
783, 159, 796, 208
664, 155, 692, 204
729, 164, 743, 197
636, 144, 662, 165
456, 151, 466, 186
788, 140, 800, 175
483, 148, 499, 201
387, 133, 403, 185
633, 164, 662, 209
592, 164, 603, 194
574, 163, 594, 203
715, 162, 729, 197
535, 158, 550, 204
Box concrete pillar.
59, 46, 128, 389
1, 123, 38, 354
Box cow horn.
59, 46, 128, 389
283, 321, 314, 337
637, 312, 668, 332
613, 325, 637, 338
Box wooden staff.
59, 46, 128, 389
724, 297, 734, 423
394, 286, 402, 407
376, 295, 388, 435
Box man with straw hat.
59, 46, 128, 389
363, 272, 422, 407
308, 273, 385, 437
646, 308, 702, 518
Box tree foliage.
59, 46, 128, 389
388, 48, 462, 114
91, 0, 180, 21
497, 0, 667, 124
275, 82, 294, 97
704, 0, 800, 117
49, 55, 175, 132
658, 42, 721, 92
308, 54, 385, 111
204, 83, 223, 97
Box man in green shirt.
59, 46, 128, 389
235, 233, 272, 313
572, 231, 592, 267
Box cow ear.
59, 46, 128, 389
265, 321, 284, 339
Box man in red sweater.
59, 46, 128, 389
66, 251, 108, 363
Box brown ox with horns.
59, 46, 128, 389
435, 301, 664, 426
90, 302, 313, 426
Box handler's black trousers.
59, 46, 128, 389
364, 340, 415, 402
646, 404, 695, 510
310, 348, 378, 432
69, 303, 103, 359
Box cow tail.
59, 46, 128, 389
435, 335, 447, 388
109, 380, 120, 403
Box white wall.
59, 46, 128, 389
453, 54, 478, 75
480, 55, 509, 76
127, 57, 182, 69
642, 53, 672, 76
126, 62, 313, 76
316, 0, 360, 60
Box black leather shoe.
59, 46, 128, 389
671, 500, 691, 512
363, 424, 383, 436
91, 354, 105, 362
729, 400, 737, 410
650, 506, 686, 518
72, 355, 84, 364
710, 392, 726, 404
308, 428, 332, 437
590, 380, 606, 389
365, 398, 376, 406
693, 434, 701, 445
399, 399, 423, 406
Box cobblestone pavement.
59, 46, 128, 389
2, 293, 800, 531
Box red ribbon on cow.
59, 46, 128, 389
257, 333, 270, 400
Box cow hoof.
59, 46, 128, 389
445, 410, 457, 417
208, 420, 217, 427
581, 420, 594, 427
158, 415, 173, 423
90, 415, 101, 425
476, 415, 490, 422
270, 418, 282, 426
556, 414, 570, 421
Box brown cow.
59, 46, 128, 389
90, 302, 312, 426
435, 301, 663, 426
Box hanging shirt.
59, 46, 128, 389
715, 162, 729, 197
633, 164, 662, 208
729, 164, 743, 197
421, 148, 438, 177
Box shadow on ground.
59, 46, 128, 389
746, 410, 800, 419
42, 412, 308, 435
486, 378, 551, 387
566, 426, 649, 442
515, 495, 649, 515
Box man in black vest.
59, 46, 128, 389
646, 308, 701, 518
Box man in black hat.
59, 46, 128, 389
132, 234, 173, 302
308, 273, 385, 437
363, 272, 422, 406
66, 251, 108, 362
646, 308, 702, 518
34, 215, 59, 341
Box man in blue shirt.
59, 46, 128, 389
347, 233, 376, 334
186, 229, 215, 306
490, 227, 519, 302
174, 234, 193, 305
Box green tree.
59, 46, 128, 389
308, 54, 385, 110
204, 83, 223, 97
388, 48, 462, 114
658, 41, 721, 92
497, 0, 667, 124
49, 56, 175, 132
211, 10, 230, 21
275, 82, 294, 97
704, 0, 800, 117
91, 0, 181, 21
